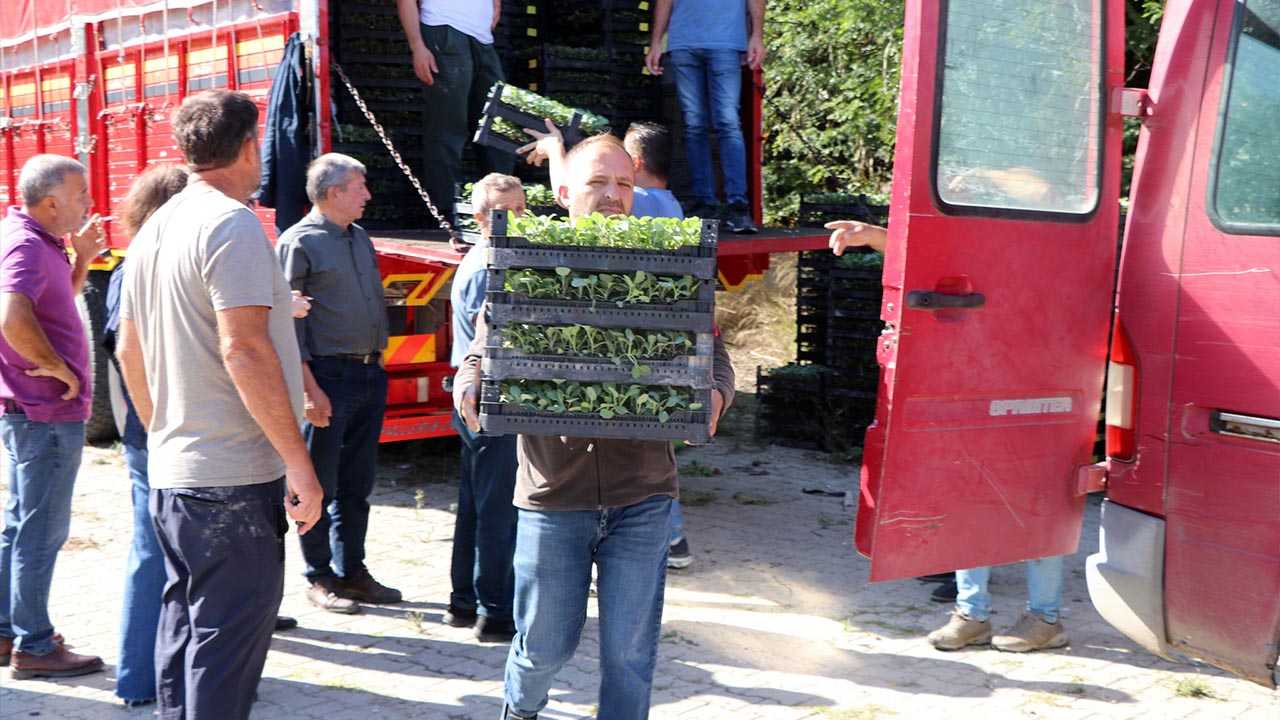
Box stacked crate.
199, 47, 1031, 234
329, 1, 435, 229
478, 214, 720, 442
758, 194, 889, 451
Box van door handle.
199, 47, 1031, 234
905, 290, 986, 310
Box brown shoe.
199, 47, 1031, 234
0, 632, 65, 667
335, 568, 402, 604
10, 644, 104, 680
927, 611, 992, 650
306, 578, 361, 614
993, 612, 1069, 652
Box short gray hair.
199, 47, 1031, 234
18, 155, 86, 206
306, 153, 366, 203
471, 173, 524, 216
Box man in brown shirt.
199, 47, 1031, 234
454, 134, 734, 720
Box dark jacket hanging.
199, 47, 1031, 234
259, 31, 311, 234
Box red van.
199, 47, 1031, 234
857, 0, 1280, 687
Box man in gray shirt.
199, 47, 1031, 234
276, 154, 398, 614
117, 90, 322, 719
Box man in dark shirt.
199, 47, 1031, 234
276, 153, 399, 614
455, 135, 735, 720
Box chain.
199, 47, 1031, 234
331, 61, 460, 244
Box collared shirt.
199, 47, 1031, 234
276, 209, 388, 362
632, 187, 685, 220
667, 0, 749, 53
0, 207, 91, 423
450, 235, 490, 368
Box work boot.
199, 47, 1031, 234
0, 632, 63, 667
10, 644, 104, 680
927, 612, 992, 650
335, 568, 402, 604
993, 612, 1069, 652
306, 577, 361, 614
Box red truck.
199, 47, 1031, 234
0, 0, 821, 443
858, 0, 1279, 687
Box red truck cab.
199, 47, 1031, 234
857, 0, 1279, 687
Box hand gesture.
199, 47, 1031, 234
517, 119, 565, 166
25, 363, 79, 400
708, 389, 726, 437
304, 385, 333, 428
746, 37, 767, 71
457, 383, 481, 433
645, 46, 664, 76
825, 220, 888, 255
70, 213, 106, 260
290, 290, 311, 318
284, 464, 324, 535
412, 46, 439, 86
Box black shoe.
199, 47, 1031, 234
122, 698, 156, 708
503, 705, 537, 720
474, 616, 516, 643
443, 605, 477, 628
684, 199, 717, 220
273, 616, 298, 632
930, 578, 958, 604
723, 202, 758, 234
917, 572, 953, 583
667, 537, 693, 569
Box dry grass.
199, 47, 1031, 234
716, 253, 798, 392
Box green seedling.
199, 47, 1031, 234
500, 379, 701, 422
508, 212, 704, 250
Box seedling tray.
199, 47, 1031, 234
485, 272, 716, 332
483, 331, 715, 385
473, 83, 589, 154
488, 214, 717, 266
479, 381, 712, 443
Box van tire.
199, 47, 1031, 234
78, 269, 117, 443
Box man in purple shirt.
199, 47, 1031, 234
0, 154, 106, 678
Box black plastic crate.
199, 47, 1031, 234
479, 381, 711, 442
483, 329, 714, 385
486, 276, 715, 332
473, 84, 590, 154
486, 237, 717, 281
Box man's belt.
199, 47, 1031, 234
314, 351, 381, 365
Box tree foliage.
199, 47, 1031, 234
761, 0, 904, 224
761, 1, 1166, 223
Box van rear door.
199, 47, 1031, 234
858, 0, 1124, 581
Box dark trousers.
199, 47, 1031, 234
418, 24, 513, 226
450, 411, 518, 623
151, 480, 286, 720
300, 357, 388, 580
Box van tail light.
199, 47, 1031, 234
1105, 315, 1137, 461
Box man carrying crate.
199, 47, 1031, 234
454, 134, 735, 720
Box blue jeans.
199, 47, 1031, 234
956, 557, 1065, 624
670, 498, 685, 544
450, 411, 518, 622
668, 48, 749, 206
300, 358, 387, 580
504, 494, 672, 720
117, 444, 164, 703
0, 415, 84, 655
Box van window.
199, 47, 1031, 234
1211, 0, 1280, 233
934, 0, 1103, 217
